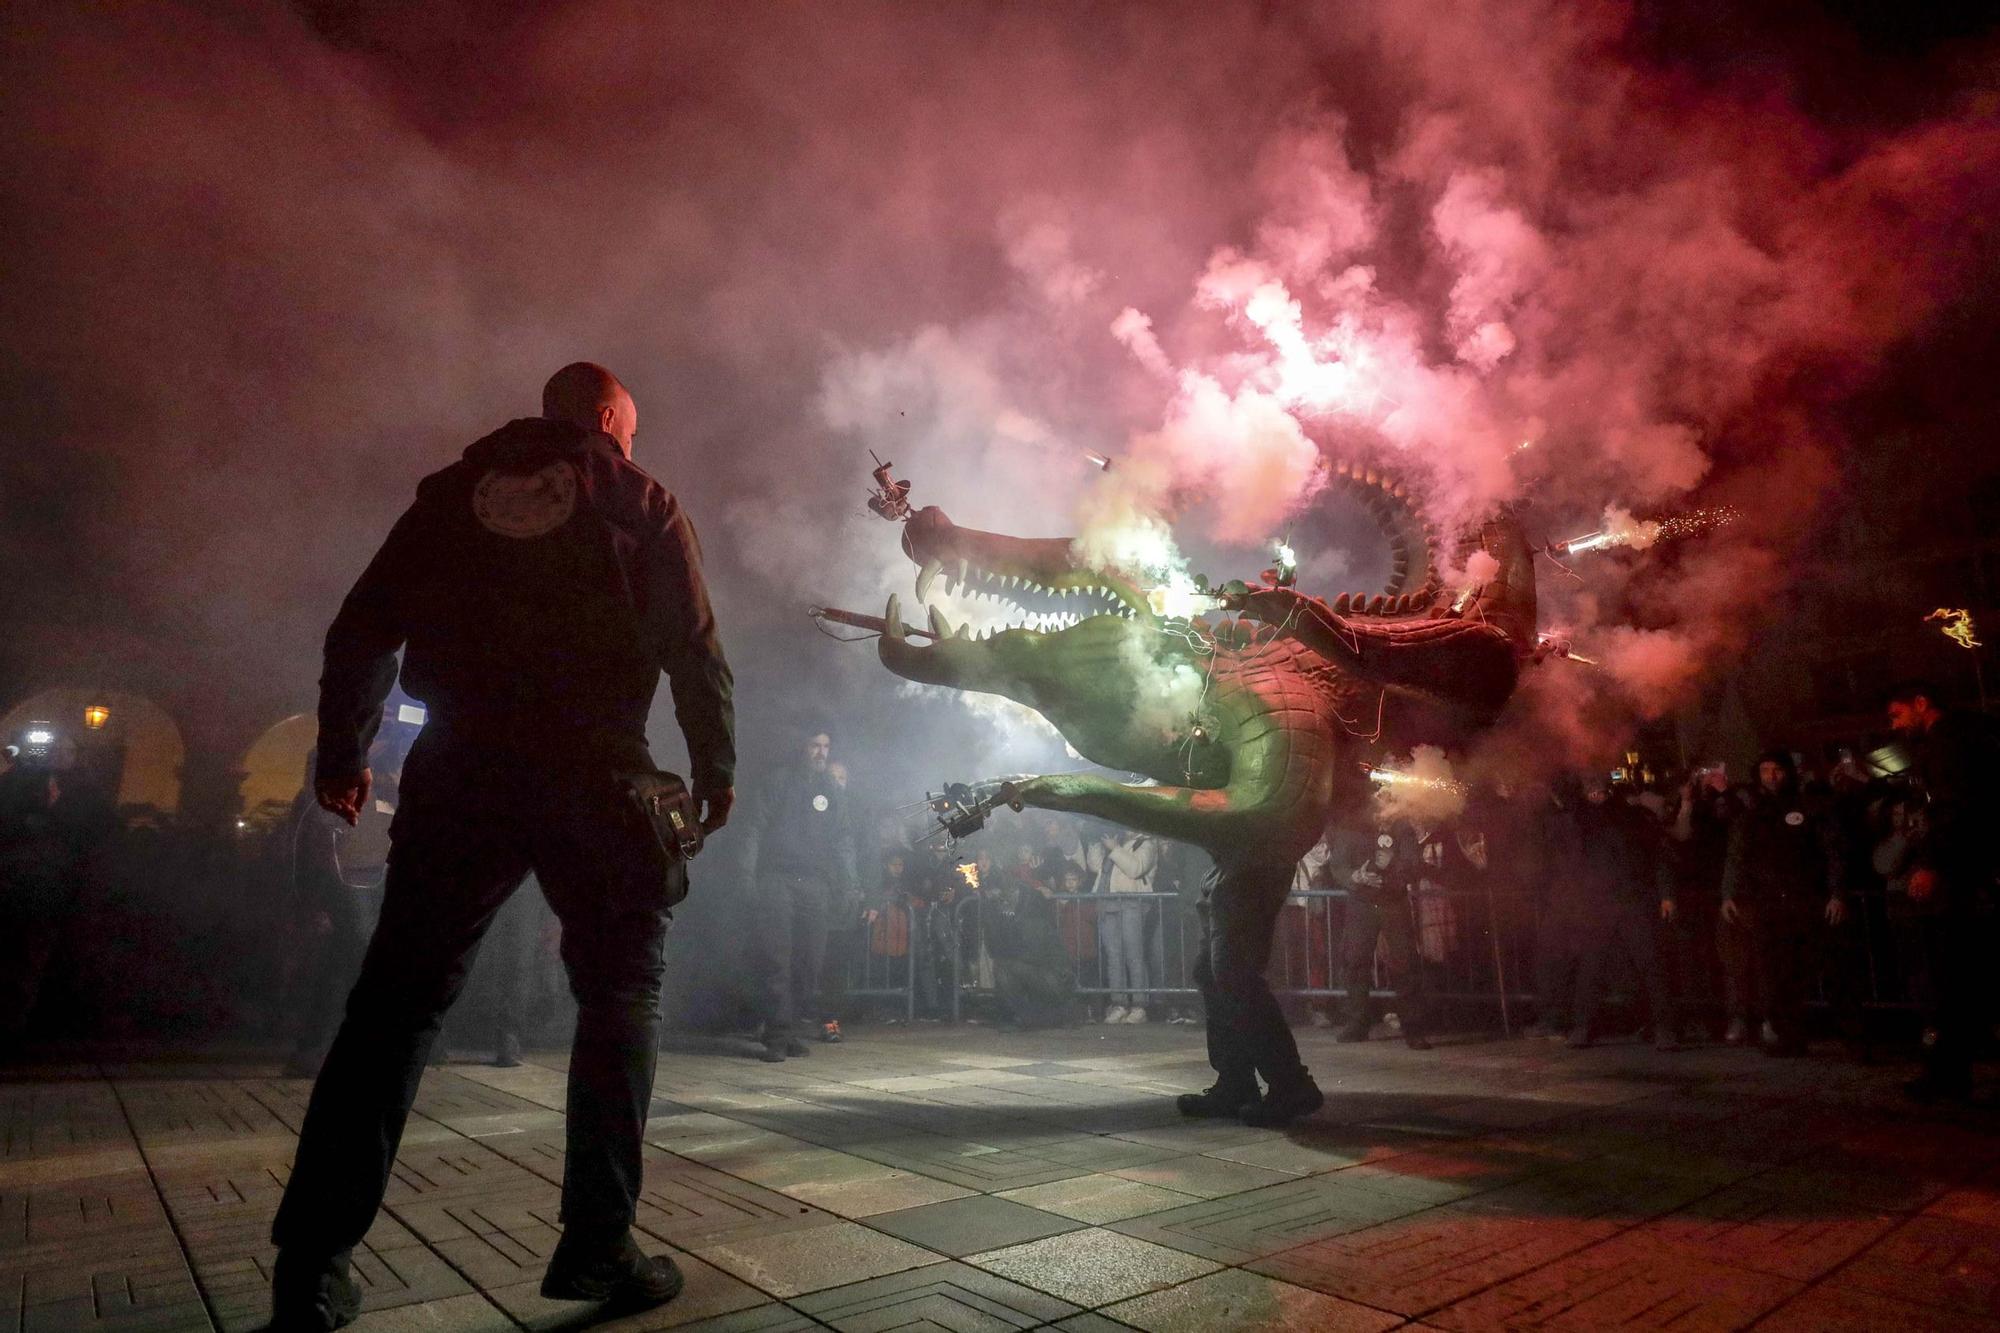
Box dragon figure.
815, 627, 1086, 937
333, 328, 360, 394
820, 460, 1539, 1125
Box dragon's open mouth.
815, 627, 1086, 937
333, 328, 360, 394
910, 559, 1144, 638
857, 505, 1155, 644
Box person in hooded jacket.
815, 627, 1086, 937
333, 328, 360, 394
1719, 749, 1848, 1057
1567, 778, 1679, 1049
267, 363, 735, 1330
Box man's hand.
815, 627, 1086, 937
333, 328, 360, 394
1908, 868, 1936, 903
1824, 897, 1848, 927
1720, 898, 1740, 925
697, 785, 734, 834
316, 768, 372, 827
1660, 898, 1677, 923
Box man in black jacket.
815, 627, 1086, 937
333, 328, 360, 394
1719, 750, 1847, 1057
268, 363, 735, 1330
1888, 680, 1999, 1101
740, 726, 856, 1060
1568, 780, 1680, 1050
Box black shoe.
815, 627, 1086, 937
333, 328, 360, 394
1334, 1023, 1371, 1043
1403, 1033, 1433, 1051
1175, 1082, 1259, 1118
270, 1250, 361, 1332
1565, 1027, 1592, 1049
494, 1032, 522, 1068
541, 1235, 685, 1308
1242, 1077, 1325, 1128
783, 1037, 810, 1058
757, 1042, 786, 1063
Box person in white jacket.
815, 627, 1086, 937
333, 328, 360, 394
1088, 829, 1159, 1022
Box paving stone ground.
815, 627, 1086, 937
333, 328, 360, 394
3, 1025, 1996, 1331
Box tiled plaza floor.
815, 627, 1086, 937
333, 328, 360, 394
3, 1024, 1997, 1331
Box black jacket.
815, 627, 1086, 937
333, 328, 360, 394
316, 419, 734, 789
740, 765, 857, 892
1720, 786, 1844, 907
1575, 796, 1674, 906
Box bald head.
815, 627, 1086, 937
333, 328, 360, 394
542, 362, 637, 457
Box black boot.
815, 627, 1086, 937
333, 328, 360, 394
1175, 1080, 1259, 1118
493, 1031, 523, 1068
1242, 1075, 1324, 1128
270, 1250, 361, 1332
542, 1232, 685, 1308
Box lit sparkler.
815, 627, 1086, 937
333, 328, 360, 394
1364, 765, 1469, 798
956, 861, 981, 890
1552, 504, 1740, 557
1927, 607, 1981, 650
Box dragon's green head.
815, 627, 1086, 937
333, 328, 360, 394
878, 507, 1233, 784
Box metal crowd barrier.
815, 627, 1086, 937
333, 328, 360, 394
932, 883, 1921, 1031
944, 888, 1538, 1029
820, 881, 1929, 1031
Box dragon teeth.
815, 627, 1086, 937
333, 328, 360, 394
916, 558, 941, 604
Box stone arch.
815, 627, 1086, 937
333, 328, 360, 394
237, 712, 316, 832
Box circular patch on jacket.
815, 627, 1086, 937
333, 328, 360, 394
1785, 810, 1805, 826
1377, 833, 1394, 848
473, 462, 577, 538
812, 793, 830, 812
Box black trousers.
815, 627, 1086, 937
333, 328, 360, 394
1533, 888, 1585, 1026
1571, 899, 1673, 1035
1754, 900, 1861, 1046
756, 871, 830, 1035
1340, 893, 1429, 1035
1917, 901, 1982, 1084
1194, 859, 1306, 1094
271, 745, 677, 1257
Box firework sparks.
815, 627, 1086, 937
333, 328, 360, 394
1554, 504, 1740, 557
956, 861, 981, 890
1927, 607, 1981, 650
1365, 765, 1469, 798
1655, 505, 1743, 542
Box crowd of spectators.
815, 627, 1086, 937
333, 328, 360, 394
820, 682, 1996, 1102
2, 685, 1992, 1106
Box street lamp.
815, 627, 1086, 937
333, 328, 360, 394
83, 703, 110, 731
